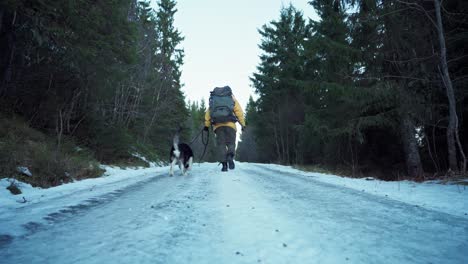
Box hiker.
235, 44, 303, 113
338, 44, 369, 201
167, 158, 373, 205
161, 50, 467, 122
204, 86, 246, 172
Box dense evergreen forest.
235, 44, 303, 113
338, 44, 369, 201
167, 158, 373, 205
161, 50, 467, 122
0, 0, 192, 186
238, 0, 468, 180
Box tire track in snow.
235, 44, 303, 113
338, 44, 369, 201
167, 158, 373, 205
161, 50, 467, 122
0, 167, 223, 264
0, 172, 168, 247
241, 165, 468, 264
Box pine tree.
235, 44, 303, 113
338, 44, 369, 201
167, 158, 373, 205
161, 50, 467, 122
137, 0, 187, 153
302, 0, 365, 172
251, 4, 308, 164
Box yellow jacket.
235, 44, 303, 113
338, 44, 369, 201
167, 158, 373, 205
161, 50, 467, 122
205, 97, 246, 131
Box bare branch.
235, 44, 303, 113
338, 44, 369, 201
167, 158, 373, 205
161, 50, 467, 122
395, 0, 438, 29
440, 0, 467, 16
384, 54, 437, 64
447, 55, 468, 64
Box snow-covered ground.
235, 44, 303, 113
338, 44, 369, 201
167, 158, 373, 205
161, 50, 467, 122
1, 163, 467, 263
0, 165, 167, 236
259, 164, 468, 219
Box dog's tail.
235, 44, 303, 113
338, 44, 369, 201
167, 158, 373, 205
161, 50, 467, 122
173, 127, 182, 151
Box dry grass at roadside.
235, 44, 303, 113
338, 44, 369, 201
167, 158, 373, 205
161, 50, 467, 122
0, 114, 104, 189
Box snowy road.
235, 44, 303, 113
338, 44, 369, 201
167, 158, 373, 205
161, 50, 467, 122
1, 163, 467, 263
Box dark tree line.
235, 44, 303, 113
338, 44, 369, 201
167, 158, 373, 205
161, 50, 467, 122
0, 0, 187, 163
238, 0, 468, 179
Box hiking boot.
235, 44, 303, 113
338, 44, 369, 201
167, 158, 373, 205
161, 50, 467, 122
221, 162, 228, 172
227, 154, 235, 170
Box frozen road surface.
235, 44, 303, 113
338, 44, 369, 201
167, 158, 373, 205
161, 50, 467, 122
1, 163, 467, 263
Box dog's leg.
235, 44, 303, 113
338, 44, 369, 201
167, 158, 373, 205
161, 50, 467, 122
179, 158, 185, 175
187, 156, 193, 172
170, 158, 177, 176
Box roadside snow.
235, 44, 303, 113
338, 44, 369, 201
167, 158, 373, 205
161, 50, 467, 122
0, 166, 164, 209
132, 153, 164, 167
16, 166, 32, 177
0, 165, 167, 236
253, 163, 468, 219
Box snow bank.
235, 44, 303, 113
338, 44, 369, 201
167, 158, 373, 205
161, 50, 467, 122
254, 163, 468, 219
0, 165, 165, 212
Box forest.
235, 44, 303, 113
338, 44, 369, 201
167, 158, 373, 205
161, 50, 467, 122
0, 0, 194, 186
1, 0, 467, 187
238, 0, 468, 180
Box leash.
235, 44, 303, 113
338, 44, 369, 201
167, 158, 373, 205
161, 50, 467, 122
199, 129, 209, 163
189, 128, 204, 145
188, 127, 210, 164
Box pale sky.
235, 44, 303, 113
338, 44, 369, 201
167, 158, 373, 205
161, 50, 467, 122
152, 0, 319, 111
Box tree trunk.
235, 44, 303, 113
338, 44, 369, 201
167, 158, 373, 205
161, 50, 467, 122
434, 0, 465, 172
0, 9, 4, 34
349, 134, 358, 177
143, 81, 165, 143
273, 120, 281, 162
400, 113, 424, 178
1, 11, 16, 94
424, 131, 440, 173
2, 40, 15, 93
56, 109, 64, 160
127, 0, 138, 22
279, 111, 286, 164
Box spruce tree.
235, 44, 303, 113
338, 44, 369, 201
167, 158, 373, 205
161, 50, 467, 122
251, 4, 308, 164
140, 0, 187, 152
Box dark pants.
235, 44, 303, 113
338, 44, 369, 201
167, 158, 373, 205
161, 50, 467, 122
215, 126, 236, 162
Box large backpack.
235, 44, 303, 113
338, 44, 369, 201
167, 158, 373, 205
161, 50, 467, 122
209, 86, 238, 124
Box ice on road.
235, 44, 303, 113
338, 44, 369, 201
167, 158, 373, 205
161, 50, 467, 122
1, 163, 467, 263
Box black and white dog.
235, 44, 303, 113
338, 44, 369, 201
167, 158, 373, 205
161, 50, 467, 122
169, 129, 194, 176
